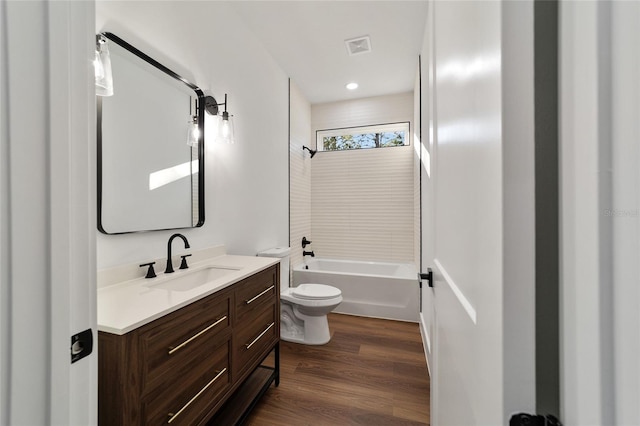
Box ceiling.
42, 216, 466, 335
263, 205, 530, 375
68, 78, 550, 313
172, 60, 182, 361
230, 1, 428, 105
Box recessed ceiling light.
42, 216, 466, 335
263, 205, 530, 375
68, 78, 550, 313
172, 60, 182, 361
346, 82, 358, 90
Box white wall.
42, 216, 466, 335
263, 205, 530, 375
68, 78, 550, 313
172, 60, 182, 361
610, 4, 640, 422
310, 93, 416, 264
95, 1, 289, 269
311, 92, 415, 148
289, 80, 312, 279
560, 2, 640, 424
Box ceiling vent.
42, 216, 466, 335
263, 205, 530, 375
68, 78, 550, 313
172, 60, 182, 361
345, 36, 372, 56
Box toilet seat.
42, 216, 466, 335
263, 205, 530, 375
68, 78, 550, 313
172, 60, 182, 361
292, 283, 341, 300
280, 285, 342, 308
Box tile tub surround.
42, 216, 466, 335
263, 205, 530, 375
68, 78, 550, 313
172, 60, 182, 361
98, 246, 279, 335
310, 93, 416, 264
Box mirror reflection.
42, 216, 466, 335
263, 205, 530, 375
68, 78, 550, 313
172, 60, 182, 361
97, 32, 205, 234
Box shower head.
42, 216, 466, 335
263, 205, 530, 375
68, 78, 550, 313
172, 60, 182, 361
302, 145, 317, 158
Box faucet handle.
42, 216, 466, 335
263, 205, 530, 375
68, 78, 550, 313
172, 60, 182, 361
179, 254, 192, 270
302, 236, 312, 248
139, 262, 157, 279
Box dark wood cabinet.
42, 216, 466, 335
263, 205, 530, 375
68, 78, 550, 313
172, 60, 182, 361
98, 264, 280, 425
233, 267, 279, 380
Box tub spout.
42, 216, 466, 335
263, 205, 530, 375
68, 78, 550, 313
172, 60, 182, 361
303, 250, 315, 257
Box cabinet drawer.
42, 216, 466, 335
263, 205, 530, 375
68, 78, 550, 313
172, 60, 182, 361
140, 291, 231, 392
234, 302, 277, 378
235, 266, 277, 322
143, 339, 231, 425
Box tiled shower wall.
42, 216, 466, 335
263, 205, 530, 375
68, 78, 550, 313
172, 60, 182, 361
310, 93, 416, 264
289, 81, 312, 283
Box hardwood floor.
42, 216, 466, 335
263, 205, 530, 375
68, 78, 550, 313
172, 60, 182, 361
245, 313, 430, 426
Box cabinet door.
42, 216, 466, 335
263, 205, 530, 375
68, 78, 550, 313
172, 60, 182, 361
235, 267, 277, 323
140, 291, 231, 393
234, 302, 278, 379
143, 338, 231, 425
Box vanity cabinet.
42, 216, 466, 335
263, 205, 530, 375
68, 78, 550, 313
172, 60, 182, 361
233, 267, 279, 380
98, 264, 280, 425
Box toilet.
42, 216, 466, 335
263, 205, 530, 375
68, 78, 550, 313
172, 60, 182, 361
257, 247, 342, 345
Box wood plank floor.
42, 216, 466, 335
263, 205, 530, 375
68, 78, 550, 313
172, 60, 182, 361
245, 313, 430, 426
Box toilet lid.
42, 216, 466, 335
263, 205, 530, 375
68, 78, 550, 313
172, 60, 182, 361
292, 284, 341, 300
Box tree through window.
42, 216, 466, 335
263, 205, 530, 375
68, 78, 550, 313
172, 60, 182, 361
316, 122, 410, 152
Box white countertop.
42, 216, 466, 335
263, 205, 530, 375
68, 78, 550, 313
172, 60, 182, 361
98, 254, 279, 335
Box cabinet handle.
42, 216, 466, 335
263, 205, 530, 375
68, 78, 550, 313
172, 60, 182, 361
167, 367, 227, 424
245, 322, 275, 350
168, 316, 227, 355
245, 285, 275, 305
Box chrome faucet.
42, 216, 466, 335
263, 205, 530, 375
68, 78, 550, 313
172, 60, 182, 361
303, 250, 315, 257
165, 233, 190, 273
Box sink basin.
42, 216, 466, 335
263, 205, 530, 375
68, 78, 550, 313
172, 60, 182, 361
145, 266, 240, 292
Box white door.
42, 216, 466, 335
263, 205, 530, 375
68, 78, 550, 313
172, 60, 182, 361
0, 1, 97, 424
419, 1, 537, 424
560, 2, 640, 424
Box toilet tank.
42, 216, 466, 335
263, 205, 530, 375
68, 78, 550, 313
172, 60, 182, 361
257, 247, 291, 290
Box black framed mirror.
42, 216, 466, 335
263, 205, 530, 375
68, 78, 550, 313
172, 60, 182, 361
97, 32, 205, 234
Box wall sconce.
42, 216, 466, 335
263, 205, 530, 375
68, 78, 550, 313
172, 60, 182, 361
94, 34, 113, 97
204, 94, 235, 144
186, 115, 199, 147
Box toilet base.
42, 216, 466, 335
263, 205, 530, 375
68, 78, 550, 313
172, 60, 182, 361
280, 303, 332, 345
281, 334, 330, 345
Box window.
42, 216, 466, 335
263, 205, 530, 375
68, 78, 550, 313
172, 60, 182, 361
316, 122, 410, 152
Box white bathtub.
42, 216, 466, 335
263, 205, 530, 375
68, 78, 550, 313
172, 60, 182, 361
293, 258, 419, 322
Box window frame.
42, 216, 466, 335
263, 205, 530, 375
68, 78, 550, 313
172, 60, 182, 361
315, 121, 411, 153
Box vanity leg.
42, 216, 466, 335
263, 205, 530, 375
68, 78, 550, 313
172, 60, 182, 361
274, 342, 280, 387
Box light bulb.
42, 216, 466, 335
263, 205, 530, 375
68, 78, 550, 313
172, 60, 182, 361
217, 111, 235, 144
187, 117, 199, 147
94, 51, 105, 81
221, 119, 230, 138
95, 35, 113, 97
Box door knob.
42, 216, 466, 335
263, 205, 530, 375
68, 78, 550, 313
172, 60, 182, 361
419, 268, 433, 288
